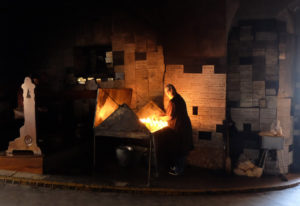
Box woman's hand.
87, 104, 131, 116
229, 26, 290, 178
160, 115, 172, 121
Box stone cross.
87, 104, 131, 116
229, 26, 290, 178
6, 77, 42, 156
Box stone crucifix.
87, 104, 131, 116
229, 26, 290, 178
6, 77, 42, 156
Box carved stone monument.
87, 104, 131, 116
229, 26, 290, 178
6, 77, 42, 155
0, 77, 43, 174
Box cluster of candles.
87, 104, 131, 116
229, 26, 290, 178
77, 77, 114, 85
140, 117, 168, 133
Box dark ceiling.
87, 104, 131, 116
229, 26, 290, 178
2, 0, 299, 79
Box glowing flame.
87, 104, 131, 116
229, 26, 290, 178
140, 117, 168, 133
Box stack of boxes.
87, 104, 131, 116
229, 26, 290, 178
228, 20, 294, 174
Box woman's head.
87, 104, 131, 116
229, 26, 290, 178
165, 84, 177, 99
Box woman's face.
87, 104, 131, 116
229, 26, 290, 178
164, 88, 173, 100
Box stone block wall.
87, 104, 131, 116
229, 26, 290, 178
228, 20, 294, 174
164, 65, 226, 169
111, 32, 165, 110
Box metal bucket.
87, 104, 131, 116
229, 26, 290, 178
115, 145, 134, 167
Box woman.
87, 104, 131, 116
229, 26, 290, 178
159, 84, 194, 175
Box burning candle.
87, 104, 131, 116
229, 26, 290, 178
140, 117, 168, 133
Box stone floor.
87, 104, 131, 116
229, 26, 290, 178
0, 182, 299, 206
0, 166, 300, 194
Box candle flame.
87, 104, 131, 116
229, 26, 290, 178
140, 117, 168, 133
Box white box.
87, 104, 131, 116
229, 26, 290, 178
261, 136, 284, 150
